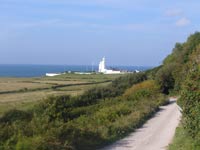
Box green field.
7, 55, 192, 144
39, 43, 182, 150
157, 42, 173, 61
0, 73, 122, 115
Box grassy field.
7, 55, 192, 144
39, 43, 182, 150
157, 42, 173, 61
0, 73, 122, 115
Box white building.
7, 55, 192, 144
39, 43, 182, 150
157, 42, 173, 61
46, 73, 61, 77
98, 57, 121, 74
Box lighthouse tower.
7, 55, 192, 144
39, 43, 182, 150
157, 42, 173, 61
98, 57, 106, 73
98, 57, 121, 74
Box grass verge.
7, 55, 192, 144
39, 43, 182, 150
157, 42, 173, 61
168, 124, 198, 150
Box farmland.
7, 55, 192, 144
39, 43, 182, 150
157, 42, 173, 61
0, 73, 122, 115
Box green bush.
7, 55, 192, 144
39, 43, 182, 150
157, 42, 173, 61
0, 109, 32, 124
178, 67, 200, 141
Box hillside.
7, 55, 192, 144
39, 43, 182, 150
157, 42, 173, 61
151, 32, 200, 149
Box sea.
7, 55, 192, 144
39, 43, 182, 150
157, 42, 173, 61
0, 64, 153, 77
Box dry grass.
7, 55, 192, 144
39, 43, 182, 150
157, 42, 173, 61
0, 74, 120, 115
32, 80, 88, 85
57, 82, 110, 91
0, 81, 50, 92
0, 78, 91, 92
0, 90, 84, 115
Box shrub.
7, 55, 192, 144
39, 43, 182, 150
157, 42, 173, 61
123, 80, 160, 100
178, 66, 200, 141
0, 109, 32, 124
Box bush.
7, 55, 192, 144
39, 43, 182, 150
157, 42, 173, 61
178, 67, 200, 140
123, 80, 160, 100
0, 109, 32, 124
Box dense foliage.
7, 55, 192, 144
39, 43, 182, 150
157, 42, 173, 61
150, 32, 200, 149
147, 32, 200, 94
0, 72, 166, 150
179, 67, 200, 144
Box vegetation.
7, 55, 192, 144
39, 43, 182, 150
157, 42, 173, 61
170, 33, 200, 149
168, 126, 196, 150
146, 32, 200, 149
0, 72, 167, 150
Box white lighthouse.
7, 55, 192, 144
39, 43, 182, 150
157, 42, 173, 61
99, 57, 106, 73
98, 57, 121, 74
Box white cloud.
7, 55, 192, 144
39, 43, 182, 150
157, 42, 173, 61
165, 9, 183, 17
175, 17, 191, 27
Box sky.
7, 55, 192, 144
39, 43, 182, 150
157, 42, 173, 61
0, 0, 200, 66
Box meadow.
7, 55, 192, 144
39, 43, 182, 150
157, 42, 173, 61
0, 73, 121, 115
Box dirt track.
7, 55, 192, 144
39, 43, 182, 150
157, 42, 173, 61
102, 98, 181, 150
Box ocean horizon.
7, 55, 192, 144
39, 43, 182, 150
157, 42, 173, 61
0, 64, 153, 77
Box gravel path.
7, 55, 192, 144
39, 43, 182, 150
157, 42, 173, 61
102, 98, 181, 150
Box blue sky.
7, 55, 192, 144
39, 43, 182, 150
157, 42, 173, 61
0, 0, 200, 66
